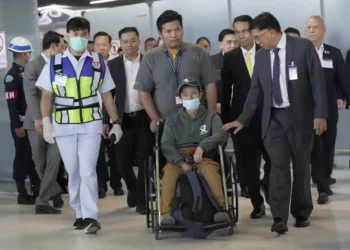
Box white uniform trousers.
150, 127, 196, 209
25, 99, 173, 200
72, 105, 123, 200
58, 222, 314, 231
56, 134, 101, 220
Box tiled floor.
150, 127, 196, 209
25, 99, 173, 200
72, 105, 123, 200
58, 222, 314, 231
1, 167, 350, 250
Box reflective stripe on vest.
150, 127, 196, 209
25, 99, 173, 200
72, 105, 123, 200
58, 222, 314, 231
50, 52, 106, 124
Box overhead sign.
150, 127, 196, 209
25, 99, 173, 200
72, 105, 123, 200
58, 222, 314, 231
109, 39, 120, 59
0, 31, 8, 69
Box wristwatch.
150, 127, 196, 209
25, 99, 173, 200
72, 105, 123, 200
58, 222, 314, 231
112, 119, 122, 125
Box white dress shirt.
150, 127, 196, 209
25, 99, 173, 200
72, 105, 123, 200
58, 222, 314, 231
241, 43, 256, 69
36, 49, 115, 137
41, 53, 49, 63
270, 32, 290, 108
124, 53, 143, 113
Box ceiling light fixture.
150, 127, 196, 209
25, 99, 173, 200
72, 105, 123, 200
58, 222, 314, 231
90, 0, 118, 4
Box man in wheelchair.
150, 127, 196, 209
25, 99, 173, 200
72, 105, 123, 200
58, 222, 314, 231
160, 77, 230, 226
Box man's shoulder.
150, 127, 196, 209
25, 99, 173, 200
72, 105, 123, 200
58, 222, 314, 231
183, 42, 205, 53
323, 43, 341, 54
108, 55, 123, 65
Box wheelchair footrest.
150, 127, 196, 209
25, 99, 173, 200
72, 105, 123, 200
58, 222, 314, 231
203, 220, 235, 232
156, 225, 187, 232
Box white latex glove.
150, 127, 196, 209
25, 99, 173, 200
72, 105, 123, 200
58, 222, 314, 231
42, 117, 56, 144
108, 124, 123, 144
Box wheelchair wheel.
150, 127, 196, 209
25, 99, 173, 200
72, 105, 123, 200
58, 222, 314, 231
148, 156, 156, 232
155, 229, 160, 240
230, 155, 239, 223
228, 226, 234, 236
144, 159, 151, 229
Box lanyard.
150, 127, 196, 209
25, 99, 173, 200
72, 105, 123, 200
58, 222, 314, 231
165, 49, 182, 79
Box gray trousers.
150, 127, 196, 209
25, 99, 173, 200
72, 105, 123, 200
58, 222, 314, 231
28, 130, 61, 205
263, 108, 313, 222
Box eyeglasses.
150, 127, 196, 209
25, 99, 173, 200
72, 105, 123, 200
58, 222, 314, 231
253, 29, 270, 41
234, 29, 250, 36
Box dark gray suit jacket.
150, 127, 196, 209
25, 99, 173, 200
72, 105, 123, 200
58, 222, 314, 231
23, 55, 47, 130
237, 35, 328, 138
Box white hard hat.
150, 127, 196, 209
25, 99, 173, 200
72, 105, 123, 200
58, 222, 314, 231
8, 37, 33, 53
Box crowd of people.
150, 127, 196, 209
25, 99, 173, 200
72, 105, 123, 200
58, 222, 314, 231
3, 8, 350, 235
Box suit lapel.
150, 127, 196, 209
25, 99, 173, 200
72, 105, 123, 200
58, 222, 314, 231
285, 35, 294, 84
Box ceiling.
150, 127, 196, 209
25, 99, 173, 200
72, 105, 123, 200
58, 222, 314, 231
37, 0, 157, 9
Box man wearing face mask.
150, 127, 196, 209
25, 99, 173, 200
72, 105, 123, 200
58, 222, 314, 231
23, 31, 65, 214
35, 17, 122, 234
160, 77, 229, 225
4, 37, 41, 205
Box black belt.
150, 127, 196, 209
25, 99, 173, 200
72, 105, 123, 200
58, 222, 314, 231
272, 106, 290, 111
124, 110, 144, 118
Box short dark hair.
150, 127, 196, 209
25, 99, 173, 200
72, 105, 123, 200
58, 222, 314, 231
88, 40, 94, 45
118, 27, 139, 39
42, 31, 63, 50
93, 32, 112, 43
66, 17, 90, 33
218, 29, 235, 42
156, 10, 183, 32
250, 12, 281, 32
284, 27, 300, 37
233, 15, 253, 28
145, 37, 156, 45
196, 37, 211, 46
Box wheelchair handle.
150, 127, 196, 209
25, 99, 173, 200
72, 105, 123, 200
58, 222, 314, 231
155, 120, 161, 148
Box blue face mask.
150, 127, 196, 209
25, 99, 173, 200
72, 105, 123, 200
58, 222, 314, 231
182, 98, 200, 112
69, 37, 88, 52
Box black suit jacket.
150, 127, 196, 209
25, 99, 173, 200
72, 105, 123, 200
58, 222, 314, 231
211, 52, 224, 103
237, 36, 328, 138
322, 44, 350, 118
103, 54, 144, 124
221, 44, 261, 125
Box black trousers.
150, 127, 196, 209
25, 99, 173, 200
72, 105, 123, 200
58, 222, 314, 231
10, 123, 39, 186
264, 108, 313, 222
310, 117, 337, 192
113, 110, 153, 207
232, 115, 269, 209
232, 136, 247, 188
105, 138, 123, 190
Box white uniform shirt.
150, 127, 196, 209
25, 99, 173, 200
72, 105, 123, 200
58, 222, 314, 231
124, 53, 143, 113
270, 32, 290, 108
241, 43, 257, 69
36, 49, 115, 137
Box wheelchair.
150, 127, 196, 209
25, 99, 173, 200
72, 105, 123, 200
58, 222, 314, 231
144, 121, 239, 240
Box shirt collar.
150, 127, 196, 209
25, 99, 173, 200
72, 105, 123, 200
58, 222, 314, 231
241, 43, 257, 55
41, 53, 49, 63
270, 32, 287, 54
63, 47, 92, 59
316, 43, 324, 52
123, 52, 141, 63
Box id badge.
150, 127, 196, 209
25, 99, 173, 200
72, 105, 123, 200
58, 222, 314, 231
321, 59, 333, 69
288, 62, 298, 80
54, 74, 67, 87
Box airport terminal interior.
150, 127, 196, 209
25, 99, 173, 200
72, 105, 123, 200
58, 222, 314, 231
1, 0, 350, 249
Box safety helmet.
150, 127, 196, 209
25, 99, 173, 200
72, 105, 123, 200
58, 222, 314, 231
8, 37, 33, 53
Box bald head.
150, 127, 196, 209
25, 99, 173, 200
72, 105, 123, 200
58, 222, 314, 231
306, 15, 326, 45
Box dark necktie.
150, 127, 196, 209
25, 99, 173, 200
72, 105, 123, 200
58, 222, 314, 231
272, 48, 283, 106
